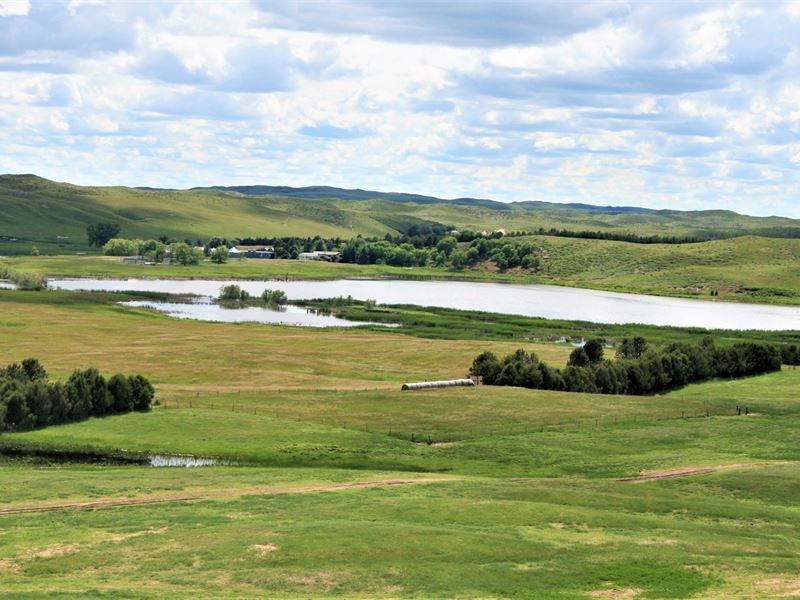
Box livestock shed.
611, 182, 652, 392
401, 379, 476, 391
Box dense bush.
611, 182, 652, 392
261, 289, 288, 306
470, 338, 785, 396
781, 344, 800, 365
103, 238, 201, 265
0, 359, 153, 432
210, 245, 229, 263
219, 284, 249, 301
338, 234, 541, 271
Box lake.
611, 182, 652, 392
120, 298, 391, 328
49, 277, 800, 330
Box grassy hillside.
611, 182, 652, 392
0, 175, 393, 254
3, 174, 800, 255
3, 289, 800, 597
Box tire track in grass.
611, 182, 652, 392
0, 477, 460, 516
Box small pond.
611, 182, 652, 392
120, 298, 392, 327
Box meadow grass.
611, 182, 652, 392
3, 289, 800, 597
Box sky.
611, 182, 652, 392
1, 1, 799, 216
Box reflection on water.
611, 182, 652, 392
149, 454, 228, 467
120, 297, 392, 328
51, 277, 800, 330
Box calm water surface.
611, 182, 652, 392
50, 278, 800, 330
121, 298, 389, 328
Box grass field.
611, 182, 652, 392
3, 289, 800, 597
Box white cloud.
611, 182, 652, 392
0, 0, 799, 216
0, 0, 29, 17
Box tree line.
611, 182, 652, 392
528, 228, 712, 244
103, 238, 204, 265
339, 234, 541, 271
0, 359, 154, 432
469, 337, 791, 396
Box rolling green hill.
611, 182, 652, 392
3, 173, 800, 255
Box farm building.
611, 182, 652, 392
122, 256, 148, 265
298, 251, 341, 262
401, 379, 476, 391
229, 246, 276, 259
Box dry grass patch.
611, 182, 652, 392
252, 543, 278, 557
587, 588, 642, 599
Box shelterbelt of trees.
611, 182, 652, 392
469, 338, 799, 396
0, 359, 154, 432
104, 227, 545, 272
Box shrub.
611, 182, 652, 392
261, 289, 288, 306
473, 338, 785, 396
0, 359, 154, 432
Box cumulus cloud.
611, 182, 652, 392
0, 0, 799, 216
0, 1, 136, 56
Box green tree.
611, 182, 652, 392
261, 289, 288, 306
21, 358, 47, 381
24, 381, 52, 428
469, 351, 501, 384
220, 284, 243, 301
103, 238, 141, 256
87, 222, 121, 247
66, 370, 92, 421
435, 236, 458, 257
139, 239, 167, 263
108, 373, 134, 413
568, 347, 590, 367
2, 384, 33, 431
129, 375, 154, 411
170, 242, 203, 265
583, 339, 605, 363
210, 245, 229, 264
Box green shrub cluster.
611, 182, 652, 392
261, 289, 288, 306
470, 338, 784, 395
219, 284, 249, 301
781, 344, 800, 365
218, 285, 287, 307
0, 359, 153, 432
338, 236, 540, 271
103, 239, 202, 265
0, 267, 47, 290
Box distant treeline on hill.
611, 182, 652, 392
470, 337, 798, 396
529, 228, 713, 244
0, 359, 153, 432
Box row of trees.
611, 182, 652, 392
470, 338, 786, 396
103, 238, 204, 265
338, 235, 541, 271
529, 228, 712, 244
0, 359, 154, 432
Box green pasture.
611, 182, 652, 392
2, 286, 800, 597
